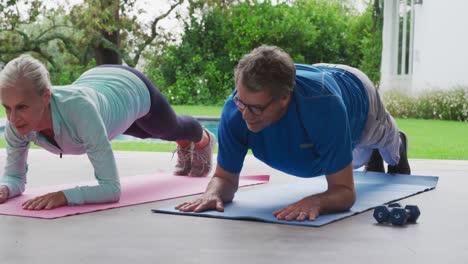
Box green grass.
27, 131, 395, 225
0, 106, 467, 160
110, 141, 219, 153
112, 141, 179, 152
0, 105, 222, 153
395, 118, 468, 160
0, 105, 223, 118
170, 105, 222, 117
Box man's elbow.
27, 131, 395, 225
344, 188, 357, 210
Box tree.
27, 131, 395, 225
148, 0, 371, 105
0, 0, 184, 68
354, 0, 383, 84
0, 0, 68, 68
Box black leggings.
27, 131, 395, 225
98, 65, 203, 142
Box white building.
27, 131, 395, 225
380, 0, 468, 92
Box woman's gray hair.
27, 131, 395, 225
0, 54, 51, 95
234, 45, 296, 98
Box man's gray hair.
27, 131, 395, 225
234, 45, 296, 98
0, 54, 51, 95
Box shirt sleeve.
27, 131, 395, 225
216, 98, 249, 174
0, 122, 30, 198
61, 102, 121, 205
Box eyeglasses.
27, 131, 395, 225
233, 95, 275, 116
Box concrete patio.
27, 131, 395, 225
0, 149, 466, 264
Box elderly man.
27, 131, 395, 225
176, 45, 410, 221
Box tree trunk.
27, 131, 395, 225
94, 0, 122, 65
95, 31, 122, 65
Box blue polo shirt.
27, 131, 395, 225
217, 64, 369, 177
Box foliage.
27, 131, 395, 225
49, 59, 96, 86
354, 0, 383, 85
382, 87, 468, 122
0, 0, 183, 76
1, 0, 383, 103
147, 0, 381, 105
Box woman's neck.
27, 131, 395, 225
38, 104, 53, 135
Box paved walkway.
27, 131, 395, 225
0, 149, 467, 264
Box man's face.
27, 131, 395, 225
0, 78, 50, 135
234, 83, 290, 133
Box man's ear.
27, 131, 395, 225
279, 91, 291, 107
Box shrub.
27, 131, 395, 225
146, 0, 378, 105
382, 87, 468, 122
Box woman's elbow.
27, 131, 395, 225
108, 183, 121, 203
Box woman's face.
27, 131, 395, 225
0, 78, 50, 135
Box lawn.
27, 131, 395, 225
395, 118, 468, 160
0, 106, 467, 160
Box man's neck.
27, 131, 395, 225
272, 94, 292, 124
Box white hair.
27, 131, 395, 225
0, 54, 51, 95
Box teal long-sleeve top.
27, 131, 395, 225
0, 67, 151, 205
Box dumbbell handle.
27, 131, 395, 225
390, 208, 411, 225
373, 205, 393, 223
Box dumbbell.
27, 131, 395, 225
389, 205, 421, 225
373, 203, 402, 224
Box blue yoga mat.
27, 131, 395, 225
152, 171, 438, 227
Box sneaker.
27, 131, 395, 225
173, 143, 194, 176
364, 149, 385, 173
387, 131, 411, 175
189, 129, 216, 177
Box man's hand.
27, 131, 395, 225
0, 185, 10, 204
274, 163, 356, 222
22, 191, 68, 210
176, 165, 239, 213
273, 196, 321, 221
175, 193, 225, 213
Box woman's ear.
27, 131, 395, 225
42, 88, 51, 104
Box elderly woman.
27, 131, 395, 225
0, 55, 216, 210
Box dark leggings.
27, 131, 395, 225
98, 65, 203, 142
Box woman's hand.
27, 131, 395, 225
22, 191, 68, 210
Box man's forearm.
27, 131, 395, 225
314, 186, 356, 215
205, 175, 239, 202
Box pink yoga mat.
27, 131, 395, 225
0, 174, 269, 219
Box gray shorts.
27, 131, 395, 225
313, 63, 401, 168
